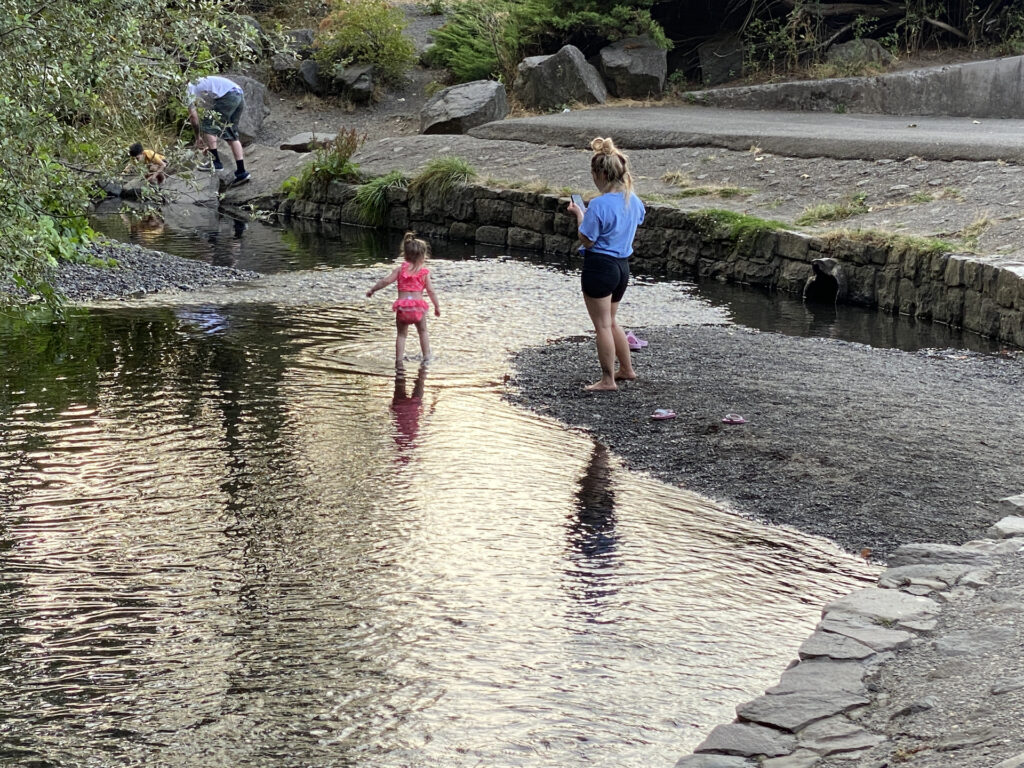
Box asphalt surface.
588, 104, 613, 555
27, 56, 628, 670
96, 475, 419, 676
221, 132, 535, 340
470, 105, 1024, 162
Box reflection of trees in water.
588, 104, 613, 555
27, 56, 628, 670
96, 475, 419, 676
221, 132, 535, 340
566, 441, 620, 609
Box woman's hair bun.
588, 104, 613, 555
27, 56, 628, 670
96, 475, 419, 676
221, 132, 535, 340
590, 137, 616, 155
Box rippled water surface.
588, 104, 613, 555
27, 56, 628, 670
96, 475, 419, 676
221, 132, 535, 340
1, 218, 880, 767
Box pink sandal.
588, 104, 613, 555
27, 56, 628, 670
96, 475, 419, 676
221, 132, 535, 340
721, 414, 747, 425
626, 331, 648, 351
651, 409, 676, 420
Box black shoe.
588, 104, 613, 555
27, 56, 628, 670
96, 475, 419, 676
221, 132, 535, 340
213, 159, 224, 170
232, 170, 251, 185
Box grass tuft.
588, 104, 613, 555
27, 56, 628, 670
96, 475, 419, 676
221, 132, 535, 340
354, 170, 410, 227
410, 156, 477, 196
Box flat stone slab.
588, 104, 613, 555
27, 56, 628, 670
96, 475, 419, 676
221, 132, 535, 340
888, 543, 995, 567
279, 132, 337, 152
737, 691, 869, 732
696, 722, 796, 757
818, 616, 914, 652
675, 754, 755, 768
768, 659, 866, 695
796, 715, 885, 755
799, 630, 876, 660
824, 587, 940, 628
761, 749, 821, 768
989, 515, 1024, 538
999, 494, 1024, 511
878, 563, 978, 590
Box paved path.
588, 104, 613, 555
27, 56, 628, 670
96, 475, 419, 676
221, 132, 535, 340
471, 105, 1024, 162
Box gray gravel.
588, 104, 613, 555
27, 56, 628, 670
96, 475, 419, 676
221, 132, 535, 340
507, 325, 1024, 560
9, 239, 259, 304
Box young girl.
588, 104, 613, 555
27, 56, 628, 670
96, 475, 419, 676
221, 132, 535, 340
366, 232, 441, 367
567, 136, 646, 391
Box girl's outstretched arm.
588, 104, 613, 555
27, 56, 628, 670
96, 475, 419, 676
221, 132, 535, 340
366, 266, 401, 297
424, 273, 440, 316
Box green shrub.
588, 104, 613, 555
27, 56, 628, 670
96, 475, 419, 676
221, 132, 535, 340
354, 170, 410, 226
429, 0, 522, 83
409, 156, 476, 195
514, 0, 670, 52
282, 128, 365, 198
315, 0, 416, 85
430, 0, 669, 85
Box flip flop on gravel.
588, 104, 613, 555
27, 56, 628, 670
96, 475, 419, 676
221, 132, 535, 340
651, 409, 676, 420
626, 331, 648, 350
721, 414, 747, 425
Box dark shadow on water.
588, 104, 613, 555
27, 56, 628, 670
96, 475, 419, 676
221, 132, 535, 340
694, 280, 1007, 354
89, 206, 1009, 354
565, 441, 620, 615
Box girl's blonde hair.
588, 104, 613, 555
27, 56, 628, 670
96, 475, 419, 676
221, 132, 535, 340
401, 231, 429, 264
589, 136, 633, 203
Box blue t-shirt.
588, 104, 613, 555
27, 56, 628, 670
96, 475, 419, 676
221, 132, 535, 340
578, 192, 646, 258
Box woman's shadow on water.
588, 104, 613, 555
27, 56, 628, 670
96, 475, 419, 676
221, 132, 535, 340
390, 363, 429, 464
566, 441, 621, 615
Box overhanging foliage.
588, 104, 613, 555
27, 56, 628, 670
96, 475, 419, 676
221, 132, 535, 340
0, 0, 257, 302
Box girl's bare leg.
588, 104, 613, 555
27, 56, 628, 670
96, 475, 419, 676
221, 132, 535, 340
395, 320, 410, 369
583, 294, 618, 391
415, 318, 431, 361
609, 301, 636, 381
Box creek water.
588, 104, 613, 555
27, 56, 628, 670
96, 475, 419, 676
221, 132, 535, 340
5, 208, 987, 767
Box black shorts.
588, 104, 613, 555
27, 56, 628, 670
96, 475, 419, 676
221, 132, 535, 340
581, 250, 630, 302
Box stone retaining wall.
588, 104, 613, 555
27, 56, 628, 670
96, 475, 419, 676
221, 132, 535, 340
274, 182, 1024, 348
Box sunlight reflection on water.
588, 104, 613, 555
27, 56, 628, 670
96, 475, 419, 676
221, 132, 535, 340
0, 230, 878, 767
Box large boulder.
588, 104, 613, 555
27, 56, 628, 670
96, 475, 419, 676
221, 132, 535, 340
297, 59, 324, 95
420, 80, 508, 134
285, 28, 315, 58
280, 132, 338, 152
331, 63, 375, 103
228, 74, 271, 145
512, 45, 607, 110
272, 29, 315, 74
698, 34, 744, 87
598, 35, 666, 98
827, 38, 894, 69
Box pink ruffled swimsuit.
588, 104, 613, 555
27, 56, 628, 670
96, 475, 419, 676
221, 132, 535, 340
393, 262, 430, 323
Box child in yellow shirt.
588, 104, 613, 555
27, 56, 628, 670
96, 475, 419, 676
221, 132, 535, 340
126, 142, 168, 185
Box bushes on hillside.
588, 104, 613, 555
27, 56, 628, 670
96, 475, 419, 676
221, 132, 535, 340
315, 0, 416, 86
428, 0, 668, 85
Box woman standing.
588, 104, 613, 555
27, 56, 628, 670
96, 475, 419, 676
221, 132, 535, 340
567, 137, 646, 391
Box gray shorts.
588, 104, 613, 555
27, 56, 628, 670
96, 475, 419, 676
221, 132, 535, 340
200, 89, 245, 142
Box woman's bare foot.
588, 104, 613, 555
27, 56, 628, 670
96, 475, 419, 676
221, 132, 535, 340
615, 372, 637, 382
585, 380, 618, 391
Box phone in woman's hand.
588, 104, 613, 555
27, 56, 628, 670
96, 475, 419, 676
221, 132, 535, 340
571, 193, 585, 212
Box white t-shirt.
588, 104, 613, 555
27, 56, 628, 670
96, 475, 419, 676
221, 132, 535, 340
186, 75, 242, 107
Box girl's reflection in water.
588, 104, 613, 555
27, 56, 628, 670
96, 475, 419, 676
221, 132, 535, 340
567, 441, 621, 613
390, 364, 428, 463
